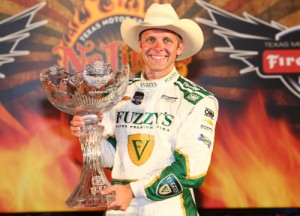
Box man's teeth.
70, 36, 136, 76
152, 56, 165, 59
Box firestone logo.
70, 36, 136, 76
263, 33, 300, 74
264, 50, 300, 73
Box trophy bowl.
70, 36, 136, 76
40, 60, 129, 208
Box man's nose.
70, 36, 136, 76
152, 40, 164, 50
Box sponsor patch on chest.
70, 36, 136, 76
128, 134, 154, 166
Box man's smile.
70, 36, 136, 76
149, 55, 168, 62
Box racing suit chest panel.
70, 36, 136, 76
112, 83, 183, 180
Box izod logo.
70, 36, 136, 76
140, 82, 157, 88
156, 174, 183, 197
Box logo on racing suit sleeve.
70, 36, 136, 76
131, 91, 144, 105
204, 107, 215, 120
198, 133, 212, 149
156, 174, 183, 197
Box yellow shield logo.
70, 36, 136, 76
128, 134, 154, 166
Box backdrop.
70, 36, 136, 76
0, 0, 299, 213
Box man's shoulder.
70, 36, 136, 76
174, 76, 215, 105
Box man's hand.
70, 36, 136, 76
70, 114, 104, 137
102, 184, 134, 211
70, 115, 84, 137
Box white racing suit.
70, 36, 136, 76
100, 68, 219, 216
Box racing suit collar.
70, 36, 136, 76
137, 68, 179, 90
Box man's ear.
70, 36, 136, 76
177, 42, 184, 56
138, 40, 142, 51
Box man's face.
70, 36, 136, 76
139, 29, 184, 78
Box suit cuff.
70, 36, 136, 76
130, 181, 146, 198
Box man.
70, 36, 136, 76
70, 3, 218, 216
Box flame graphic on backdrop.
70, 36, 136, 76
199, 91, 300, 208
0, 103, 81, 212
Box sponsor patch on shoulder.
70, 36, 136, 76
202, 118, 213, 126
161, 95, 178, 103
204, 107, 215, 119
198, 133, 212, 149
186, 93, 201, 103
200, 124, 213, 132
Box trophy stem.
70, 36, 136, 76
65, 114, 114, 208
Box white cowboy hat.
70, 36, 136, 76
120, 3, 204, 60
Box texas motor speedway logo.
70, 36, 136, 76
196, 0, 300, 99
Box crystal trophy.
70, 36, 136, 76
40, 60, 129, 208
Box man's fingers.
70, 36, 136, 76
106, 201, 126, 211
106, 201, 117, 210
70, 115, 85, 126
69, 115, 85, 137
70, 123, 82, 137
101, 187, 113, 196
70, 120, 84, 127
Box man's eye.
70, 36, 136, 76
164, 38, 172, 43
147, 37, 155, 43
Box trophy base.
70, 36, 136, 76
65, 193, 114, 208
